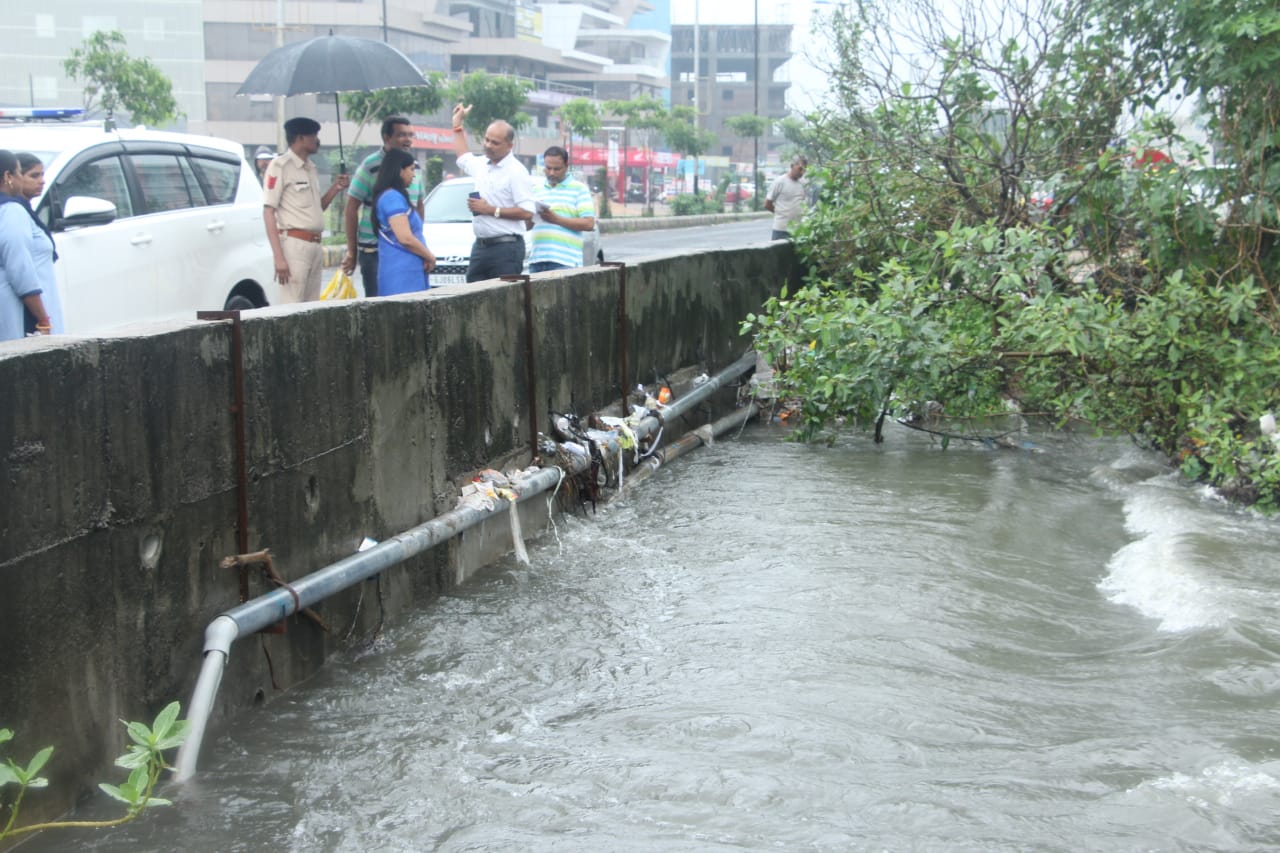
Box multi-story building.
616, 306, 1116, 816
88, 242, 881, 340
669, 22, 792, 169
2, 3, 208, 128
3, 1, 670, 167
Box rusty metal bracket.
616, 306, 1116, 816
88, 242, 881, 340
219, 549, 330, 634
502, 274, 539, 458
603, 262, 628, 415
198, 309, 251, 601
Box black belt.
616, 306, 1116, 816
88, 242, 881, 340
475, 234, 520, 247
358, 243, 377, 253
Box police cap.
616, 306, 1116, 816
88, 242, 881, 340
283, 117, 320, 136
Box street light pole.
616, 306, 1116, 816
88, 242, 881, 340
693, 0, 700, 195
753, 0, 760, 211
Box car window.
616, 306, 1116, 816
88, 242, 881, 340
131, 153, 198, 213
424, 181, 474, 223
188, 155, 240, 205
54, 155, 134, 221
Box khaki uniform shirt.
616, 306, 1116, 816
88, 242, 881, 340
262, 149, 324, 232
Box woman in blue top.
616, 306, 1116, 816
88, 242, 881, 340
16, 152, 63, 334
0, 150, 54, 341
371, 148, 435, 296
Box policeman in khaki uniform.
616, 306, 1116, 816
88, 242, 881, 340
262, 117, 349, 303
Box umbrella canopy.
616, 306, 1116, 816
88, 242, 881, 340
236, 33, 427, 170
236, 34, 426, 98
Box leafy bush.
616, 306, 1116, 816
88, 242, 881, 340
669, 193, 721, 216
744, 0, 1280, 507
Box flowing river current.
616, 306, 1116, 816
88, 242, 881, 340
32, 425, 1280, 851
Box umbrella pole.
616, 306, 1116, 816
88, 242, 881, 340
334, 93, 346, 173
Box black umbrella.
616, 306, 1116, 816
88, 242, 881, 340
236, 32, 427, 171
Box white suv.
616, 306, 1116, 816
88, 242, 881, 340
0, 117, 275, 334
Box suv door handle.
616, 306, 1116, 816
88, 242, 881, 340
206, 220, 226, 233
130, 233, 153, 246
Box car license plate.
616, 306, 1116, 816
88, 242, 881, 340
431, 274, 466, 285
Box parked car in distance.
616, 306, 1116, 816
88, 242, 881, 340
722, 184, 755, 204
0, 113, 276, 335
421, 176, 603, 284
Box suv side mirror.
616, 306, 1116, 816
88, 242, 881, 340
61, 195, 118, 228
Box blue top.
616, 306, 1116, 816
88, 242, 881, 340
375, 189, 429, 296
0, 199, 61, 341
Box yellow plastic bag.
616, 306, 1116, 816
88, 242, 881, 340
321, 269, 357, 301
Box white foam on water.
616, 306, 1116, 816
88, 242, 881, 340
1140, 759, 1280, 809
1097, 472, 1230, 632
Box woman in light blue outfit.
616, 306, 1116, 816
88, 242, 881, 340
371, 148, 435, 296
0, 149, 55, 341
16, 152, 62, 334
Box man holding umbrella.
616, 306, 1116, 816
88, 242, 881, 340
262, 117, 349, 303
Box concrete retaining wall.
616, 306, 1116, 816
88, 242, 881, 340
0, 242, 796, 824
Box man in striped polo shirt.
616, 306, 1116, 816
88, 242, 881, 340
528, 146, 596, 273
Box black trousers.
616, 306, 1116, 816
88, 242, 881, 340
358, 247, 379, 297
466, 239, 525, 283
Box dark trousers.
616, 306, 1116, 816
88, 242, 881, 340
529, 261, 571, 274
358, 247, 379, 297
466, 239, 525, 283
771, 229, 791, 241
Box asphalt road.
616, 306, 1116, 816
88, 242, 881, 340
601, 218, 779, 263
326, 218, 783, 296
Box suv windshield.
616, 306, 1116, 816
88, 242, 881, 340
423, 181, 474, 223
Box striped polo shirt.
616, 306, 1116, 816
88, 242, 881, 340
530, 177, 595, 268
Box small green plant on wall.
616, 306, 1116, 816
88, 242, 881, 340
1, 701, 189, 841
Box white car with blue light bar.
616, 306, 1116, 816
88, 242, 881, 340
0, 107, 276, 335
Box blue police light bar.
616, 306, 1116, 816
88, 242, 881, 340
0, 107, 86, 120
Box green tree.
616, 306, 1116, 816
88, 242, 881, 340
605, 96, 667, 213
724, 114, 769, 210
424, 155, 444, 192
63, 31, 180, 127
662, 105, 718, 195
446, 72, 535, 135
559, 98, 602, 169
776, 115, 817, 162
744, 0, 1280, 508
341, 74, 446, 145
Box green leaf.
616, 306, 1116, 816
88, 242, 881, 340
25, 745, 53, 777
125, 720, 153, 747
152, 702, 181, 739
0, 728, 12, 746
98, 782, 134, 805
116, 747, 151, 769
0, 764, 19, 786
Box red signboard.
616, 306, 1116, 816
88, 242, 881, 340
411, 126, 457, 151
573, 147, 677, 168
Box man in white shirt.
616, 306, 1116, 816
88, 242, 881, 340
765, 155, 809, 240
451, 103, 535, 282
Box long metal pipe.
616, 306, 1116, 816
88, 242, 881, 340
174, 351, 757, 781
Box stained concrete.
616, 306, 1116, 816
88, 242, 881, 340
0, 242, 796, 824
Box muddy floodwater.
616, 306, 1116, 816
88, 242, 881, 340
32, 426, 1280, 851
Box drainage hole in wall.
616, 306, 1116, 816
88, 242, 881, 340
140, 534, 163, 569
